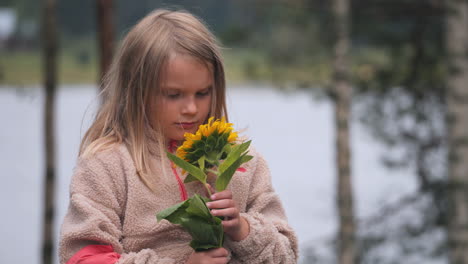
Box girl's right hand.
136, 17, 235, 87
186, 248, 229, 264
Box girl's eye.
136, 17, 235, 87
197, 90, 211, 97
166, 93, 180, 99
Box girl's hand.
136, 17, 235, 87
206, 186, 250, 241
186, 248, 229, 264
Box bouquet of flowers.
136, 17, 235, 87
156, 117, 252, 251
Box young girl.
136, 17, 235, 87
59, 9, 298, 264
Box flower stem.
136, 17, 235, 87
204, 182, 212, 197
219, 232, 224, 248
207, 169, 219, 176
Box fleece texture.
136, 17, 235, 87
59, 144, 298, 263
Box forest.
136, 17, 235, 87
1, 0, 468, 264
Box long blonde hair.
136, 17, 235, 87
80, 9, 228, 190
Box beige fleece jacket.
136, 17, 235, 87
59, 144, 298, 263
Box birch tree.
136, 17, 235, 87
445, 0, 468, 263
331, 0, 356, 263
41, 0, 57, 263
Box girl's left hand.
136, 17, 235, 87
206, 186, 250, 241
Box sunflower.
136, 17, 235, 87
176, 117, 238, 166
160, 117, 252, 252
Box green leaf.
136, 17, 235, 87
190, 240, 219, 251
199, 195, 211, 204
188, 222, 222, 250
236, 140, 251, 155
197, 156, 206, 171
241, 154, 253, 164
156, 194, 225, 251
215, 134, 227, 150
185, 148, 205, 165
166, 151, 207, 184
193, 139, 205, 149
215, 149, 224, 161
215, 153, 252, 192
205, 135, 217, 152
156, 200, 189, 223
218, 140, 251, 174
222, 143, 232, 154
184, 174, 198, 183
217, 221, 224, 247
186, 194, 212, 220
221, 144, 231, 160
215, 155, 244, 191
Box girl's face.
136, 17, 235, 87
152, 54, 213, 142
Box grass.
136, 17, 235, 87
1, 48, 270, 86
223, 48, 333, 88
1, 45, 383, 88
0, 49, 98, 86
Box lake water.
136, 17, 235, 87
0, 84, 418, 263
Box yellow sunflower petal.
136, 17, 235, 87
175, 116, 242, 162
228, 132, 238, 142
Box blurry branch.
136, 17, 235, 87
349, 0, 447, 262
351, 0, 441, 20
41, 0, 58, 263
360, 180, 446, 229
97, 0, 114, 89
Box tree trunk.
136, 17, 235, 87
445, 1, 468, 263
97, 0, 114, 88
331, 0, 356, 263
41, 0, 57, 263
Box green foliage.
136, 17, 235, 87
0, 0, 15, 7
160, 119, 252, 250
216, 141, 252, 191
184, 131, 230, 168
170, 140, 252, 192
156, 194, 224, 251
218, 141, 250, 173
348, 1, 448, 263
166, 152, 207, 184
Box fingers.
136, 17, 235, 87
205, 248, 229, 264
207, 198, 235, 209
221, 217, 241, 229
206, 190, 239, 222
210, 207, 238, 218
207, 200, 239, 219
187, 248, 229, 264
206, 247, 229, 257
210, 189, 232, 200
203, 188, 249, 242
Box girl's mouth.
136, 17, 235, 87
177, 122, 196, 130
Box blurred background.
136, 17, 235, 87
1, 0, 466, 264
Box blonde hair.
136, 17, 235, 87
79, 9, 228, 190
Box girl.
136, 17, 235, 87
59, 9, 298, 264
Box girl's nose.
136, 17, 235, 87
182, 97, 198, 115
